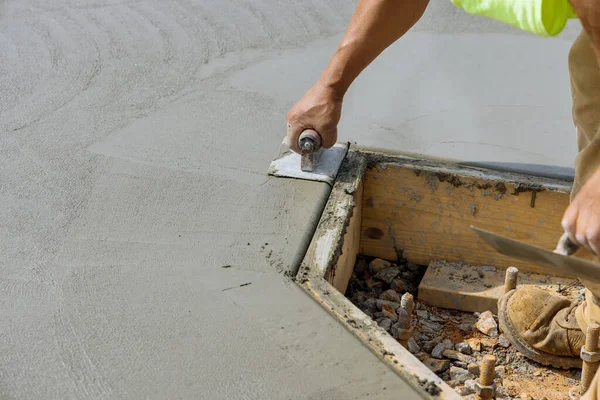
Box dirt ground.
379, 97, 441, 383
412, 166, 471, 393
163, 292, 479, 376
346, 255, 584, 400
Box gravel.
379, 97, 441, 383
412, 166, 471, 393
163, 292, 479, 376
390, 323, 402, 338
346, 255, 582, 399
465, 338, 481, 352
360, 298, 377, 313
431, 343, 447, 359
422, 340, 437, 353
476, 310, 499, 337
420, 320, 443, 334
380, 304, 398, 321
498, 334, 510, 348
375, 299, 400, 311
369, 258, 391, 274
390, 279, 410, 293
455, 342, 473, 355
495, 365, 506, 379
408, 338, 421, 354
443, 350, 476, 364
381, 289, 401, 302
378, 318, 393, 331
423, 357, 451, 373
480, 337, 499, 350
449, 366, 475, 383
431, 340, 453, 359
374, 266, 401, 284
467, 363, 480, 376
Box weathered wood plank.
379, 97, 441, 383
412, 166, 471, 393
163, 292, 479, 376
418, 260, 577, 314
329, 180, 363, 294
359, 162, 589, 276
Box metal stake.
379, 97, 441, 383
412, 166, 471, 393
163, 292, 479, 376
581, 323, 600, 395
397, 293, 414, 348
504, 267, 518, 294
475, 355, 496, 400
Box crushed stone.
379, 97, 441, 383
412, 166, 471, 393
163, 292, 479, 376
455, 342, 473, 355
345, 255, 583, 399
374, 266, 401, 284
476, 310, 499, 337
449, 366, 475, 383
408, 337, 421, 354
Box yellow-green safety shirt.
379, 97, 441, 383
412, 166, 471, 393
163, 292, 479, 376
451, 0, 578, 36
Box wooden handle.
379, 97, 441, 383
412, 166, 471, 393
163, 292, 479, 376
298, 129, 322, 151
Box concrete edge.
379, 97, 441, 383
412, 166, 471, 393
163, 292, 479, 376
288, 182, 333, 276
295, 149, 461, 400
267, 143, 351, 276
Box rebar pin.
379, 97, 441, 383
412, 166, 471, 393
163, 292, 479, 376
581, 323, 600, 395
504, 267, 519, 293
397, 293, 414, 348
475, 355, 496, 400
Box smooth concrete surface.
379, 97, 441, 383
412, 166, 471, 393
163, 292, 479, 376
231, 15, 582, 167
0, 1, 585, 399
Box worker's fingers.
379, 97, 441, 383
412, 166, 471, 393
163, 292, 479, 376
563, 201, 600, 255
320, 126, 338, 149
286, 122, 337, 153
554, 232, 577, 256
586, 214, 600, 256
562, 168, 600, 256
575, 209, 592, 252
562, 202, 582, 247
285, 82, 343, 154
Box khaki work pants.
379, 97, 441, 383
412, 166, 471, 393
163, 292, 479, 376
570, 29, 600, 400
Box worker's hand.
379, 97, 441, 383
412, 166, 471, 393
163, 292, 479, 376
285, 82, 343, 154
562, 167, 600, 255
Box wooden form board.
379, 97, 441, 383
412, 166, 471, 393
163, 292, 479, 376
359, 162, 590, 276
418, 260, 577, 314
328, 181, 363, 294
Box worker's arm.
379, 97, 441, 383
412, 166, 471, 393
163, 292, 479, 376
563, 0, 600, 255
285, 0, 429, 153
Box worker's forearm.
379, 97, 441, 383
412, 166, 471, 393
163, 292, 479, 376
318, 0, 429, 97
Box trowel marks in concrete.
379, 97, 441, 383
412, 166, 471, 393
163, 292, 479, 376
1, 0, 585, 399
1, 0, 355, 133
227, 31, 578, 167
0, 1, 411, 399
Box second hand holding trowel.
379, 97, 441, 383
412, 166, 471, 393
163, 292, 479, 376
471, 226, 600, 284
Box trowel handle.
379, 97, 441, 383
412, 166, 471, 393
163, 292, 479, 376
298, 129, 322, 153
554, 232, 580, 256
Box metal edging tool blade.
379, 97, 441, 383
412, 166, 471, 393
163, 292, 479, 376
267, 129, 348, 186
471, 226, 600, 284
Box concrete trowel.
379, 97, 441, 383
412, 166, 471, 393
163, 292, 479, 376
267, 129, 348, 186
472, 226, 600, 284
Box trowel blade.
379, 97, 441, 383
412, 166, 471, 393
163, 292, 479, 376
267, 141, 348, 186
471, 226, 600, 284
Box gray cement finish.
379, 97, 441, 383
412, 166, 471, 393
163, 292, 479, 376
0, 1, 585, 399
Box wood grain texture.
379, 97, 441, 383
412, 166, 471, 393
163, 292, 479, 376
359, 162, 589, 276
330, 181, 363, 295
418, 260, 573, 313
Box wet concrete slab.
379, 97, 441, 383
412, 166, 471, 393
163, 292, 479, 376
0, 0, 585, 398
